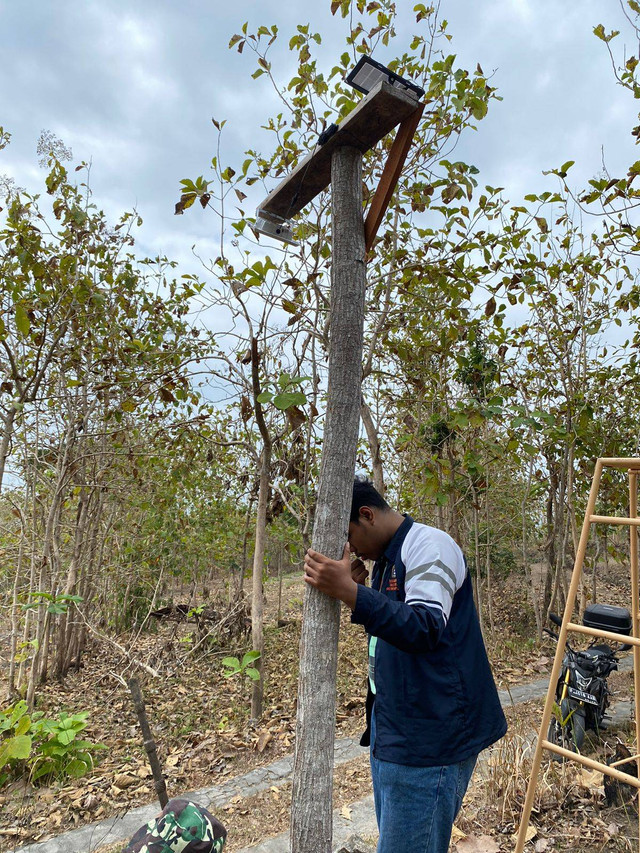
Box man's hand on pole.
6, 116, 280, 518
304, 543, 362, 610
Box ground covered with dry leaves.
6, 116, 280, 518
1, 566, 639, 853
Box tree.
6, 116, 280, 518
2, 148, 212, 702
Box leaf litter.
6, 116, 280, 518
1, 569, 639, 853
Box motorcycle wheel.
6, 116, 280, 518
546, 717, 568, 761
570, 708, 586, 752
547, 706, 586, 759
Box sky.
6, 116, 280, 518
1, 0, 638, 290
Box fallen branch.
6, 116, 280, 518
128, 676, 168, 808
77, 610, 160, 678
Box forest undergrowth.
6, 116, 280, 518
1, 564, 638, 853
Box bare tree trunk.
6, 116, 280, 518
484, 483, 494, 634
8, 515, 26, 696
250, 451, 269, 720
472, 499, 484, 636
520, 460, 541, 639
238, 496, 254, 601
277, 544, 284, 624
0, 406, 16, 494
250, 335, 272, 721
446, 441, 460, 542
361, 399, 384, 494
436, 456, 445, 529
56, 487, 89, 678
291, 146, 367, 853
64, 492, 102, 673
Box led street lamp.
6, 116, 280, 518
345, 55, 424, 100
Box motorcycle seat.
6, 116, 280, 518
581, 645, 613, 658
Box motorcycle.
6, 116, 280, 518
545, 604, 632, 756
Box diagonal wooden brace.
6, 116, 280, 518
364, 101, 425, 254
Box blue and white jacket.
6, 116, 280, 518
351, 515, 507, 766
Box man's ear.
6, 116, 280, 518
359, 506, 375, 524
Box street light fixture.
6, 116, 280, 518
345, 55, 424, 100
253, 208, 298, 246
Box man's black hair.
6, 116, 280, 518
350, 475, 390, 523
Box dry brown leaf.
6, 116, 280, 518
113, 773, 138, 789
451, 824, 467, 841
579, 768, 603, 791
340, 805, 352, 820
455, 833, 500, 852
256, 730, 273, 753
510, 825, 537, 844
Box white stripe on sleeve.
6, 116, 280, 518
400, 523, 466, 623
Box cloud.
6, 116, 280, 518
1, 0, 637, 280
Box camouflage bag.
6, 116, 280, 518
122, 798, 227, 853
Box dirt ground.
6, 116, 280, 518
2, 565, 639, 853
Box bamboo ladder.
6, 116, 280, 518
515, 457, 640, 853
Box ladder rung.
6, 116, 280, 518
600, 458, 640, 471
611, 752, 640, 768
565, 621, 640, 645
590, 514, 640, 526
542, 740, 640, 786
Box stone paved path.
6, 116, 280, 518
11, 656, 635, 853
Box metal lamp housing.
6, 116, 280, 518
253, 209, 298, 246
345, 55, 424, 100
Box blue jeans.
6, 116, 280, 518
370, 709, 477, 853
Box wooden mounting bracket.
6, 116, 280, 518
257, 81, 420, 221
364, 101, 425, 254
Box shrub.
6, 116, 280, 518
222, 650, 261, 681
0, 700, 105, 786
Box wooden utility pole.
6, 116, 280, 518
255, 79, 423, 853
290, 146, 367, 853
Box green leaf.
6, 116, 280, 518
256, 392, 273, 404
30, 759, 56, 782
66, 758, 90, 778
56, 729, 76, 746
15, 715, 32, 737
10, 701, 28, 726
15, 304, 30, 336
245, 667, 261, 681
242, 650, 261, 666
0, 734, 32, 765
272, 391, 306, 410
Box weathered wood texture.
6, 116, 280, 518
290, 147, 367, 853
364, 102, 424, 252
127, 677, 168, 809
259, 81, 419, 220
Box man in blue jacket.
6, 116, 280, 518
303, 476, 507, 853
